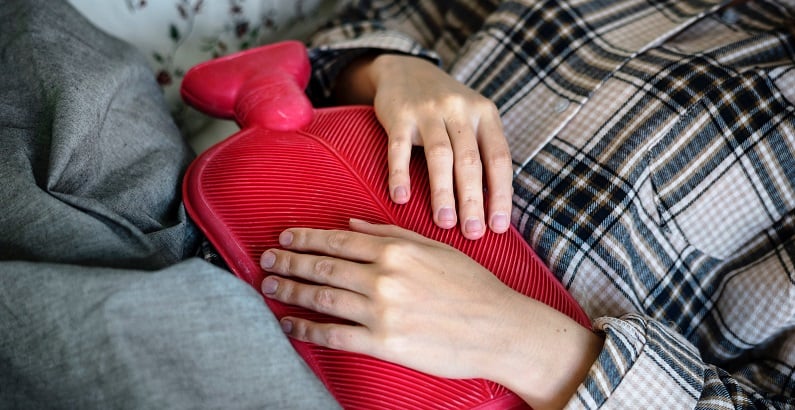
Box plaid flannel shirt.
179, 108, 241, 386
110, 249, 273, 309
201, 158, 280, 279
307, 0, 795, 408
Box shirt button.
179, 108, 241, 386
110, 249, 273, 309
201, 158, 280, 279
722, 8, 738, 24
554, 99, 570, 113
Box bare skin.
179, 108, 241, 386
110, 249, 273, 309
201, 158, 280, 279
260, 219, 603, 409
332, 54, 514, 240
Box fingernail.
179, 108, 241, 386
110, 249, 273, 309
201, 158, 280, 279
393, 186, 409, 203
262, 277, 278, 294
437, 207, 456, 226
261, 251, 275, 269
281, 319, 293, 333
491, 213, 509, 231
279, 231, 293, 247
464, 218, 483, 235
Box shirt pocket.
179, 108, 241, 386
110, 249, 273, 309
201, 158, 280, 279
644, 73, 795, 260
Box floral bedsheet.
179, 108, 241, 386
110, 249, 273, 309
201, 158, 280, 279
67, 0, 335, 141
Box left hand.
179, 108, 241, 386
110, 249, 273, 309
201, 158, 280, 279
332, 54, 514, 240
259, 219, 602, 409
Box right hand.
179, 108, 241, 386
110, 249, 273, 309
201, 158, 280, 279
260, 219, 603, 409
333, 54, 514, 240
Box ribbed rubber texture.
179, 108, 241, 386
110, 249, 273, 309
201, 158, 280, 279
183, 106, 591, 410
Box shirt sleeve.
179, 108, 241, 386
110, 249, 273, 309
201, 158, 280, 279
566, 314, 795, 409
305, 0, 498, 103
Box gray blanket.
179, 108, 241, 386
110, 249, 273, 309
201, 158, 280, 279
0, 1, 337, 408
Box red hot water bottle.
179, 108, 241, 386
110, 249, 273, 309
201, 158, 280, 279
181, 41, 590, 410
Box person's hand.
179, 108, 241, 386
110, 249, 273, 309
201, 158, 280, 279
333, 54, 513, 240
259, 219, 603, 409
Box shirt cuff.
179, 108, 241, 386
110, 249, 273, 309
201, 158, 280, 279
564, 314, 704, 409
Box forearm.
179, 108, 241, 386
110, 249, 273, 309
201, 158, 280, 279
329, 53, 378, 106
330, 53, 436, 105
474, 294, 603, 410
308, 0, 497, 103
520, 316, 602, 410
307, 0, 443, 105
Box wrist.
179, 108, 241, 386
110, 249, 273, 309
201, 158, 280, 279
521, 318, 602, 409
331, 52, 380, 105
364, 53, 403, 96
479, 295, 602, 409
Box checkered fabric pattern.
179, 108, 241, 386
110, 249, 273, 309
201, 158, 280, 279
307, 0, 795, 408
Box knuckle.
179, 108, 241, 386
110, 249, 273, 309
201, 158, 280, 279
288, 229, 303, 247
389, 134, 410, 150
425, 142, 453, 161
291, 320, 308, 340
323, 327, 347, 350
431, 186, 454, 199
277, 280, 294, 302
384, 311, 407, 335
391, 100, 416, 115
326, 231, 349, 252
476, 97, 499, 114
390, 167, 407, 178
280, 252, 295, 273
458, 148, 482, 167
313, 258, 334, 280
440, 93, 468, 109
460, 195, 481, 207
371, 279, 397, 310
379, 241, 411, 264
312, 287, 336, 312
491, 191, 514, 206
487, 148, 513, 168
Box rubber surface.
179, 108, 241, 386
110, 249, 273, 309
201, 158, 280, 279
183, 105, 591, 410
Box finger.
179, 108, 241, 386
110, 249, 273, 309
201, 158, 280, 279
276, 227, 385, 262
446, 117, 485, 240
280, 316, 373, 355
348, 218, 440, 247
384, 121, 414, 204
419, 119, 457, 229
262, 276, 371, 325
477, 107, 513, 233
261, 248, 372, 294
